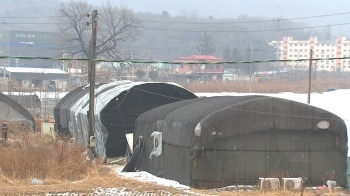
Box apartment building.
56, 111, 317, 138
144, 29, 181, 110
269, 37, 350, 72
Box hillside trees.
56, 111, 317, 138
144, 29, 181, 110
196, 32, 215, 55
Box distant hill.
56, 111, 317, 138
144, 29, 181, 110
2, 0, 349, 64
1, 0, 59, 32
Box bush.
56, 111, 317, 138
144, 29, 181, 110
0, 134, 91, 182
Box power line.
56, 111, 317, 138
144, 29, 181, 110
126, 34, 271, 51
1, 10, 350, 23
139, 22, 350, 33
5, 22, 64, 25
0, 15, 75, 19
0, 55, 349, 64
139, 11, 350, 24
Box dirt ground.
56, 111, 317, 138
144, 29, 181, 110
0, 164, 349, 196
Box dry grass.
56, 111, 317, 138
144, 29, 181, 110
0, 124, 348, 195
180, 78, 350, 93
0, 134, 90, 182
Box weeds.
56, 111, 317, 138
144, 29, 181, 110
0, 132, 93, 183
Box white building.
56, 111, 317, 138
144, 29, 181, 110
269, 37, 350, 72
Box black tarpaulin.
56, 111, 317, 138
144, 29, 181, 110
134, 96, 347, 188
54, 81, 197, 157
0, 93, 34, 131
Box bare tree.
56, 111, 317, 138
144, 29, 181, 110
57, 0, 140, 61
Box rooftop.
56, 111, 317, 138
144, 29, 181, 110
175, 55, 224, 61
0, 67, 67, 74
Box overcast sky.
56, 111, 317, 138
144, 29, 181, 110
81, 0, 349, 36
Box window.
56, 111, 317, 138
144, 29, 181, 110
321, 66, 324, 68
180, 65, 184, 68
304, 55, 307, 57
289, 49, 292, 52
326, 61, 329, 64
321, 61, 324, 63
316, 55, 319, 57
294, 55, 297, 57
321, 55, 324, 57
321, 50, 324, 53
294, 49, 298, 52
327, 50, 330, 52
316, 49, 319, 52
216, 65, 220, 69
190, 65, 193, 69
344, 49, 347, 52
332, 49, 335, 52
326, 66, 329, 68
331, 66, 334, 68
345, 44, 348, 46
289, 55, 292, 57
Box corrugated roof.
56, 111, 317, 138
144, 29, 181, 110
1, 67, 67, 74
175, 55, 224, 61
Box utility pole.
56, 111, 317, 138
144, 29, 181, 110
307, 49, 313, 104
88, 10, 97, 161
276, 18, 281, 79
247, 42, 258, 93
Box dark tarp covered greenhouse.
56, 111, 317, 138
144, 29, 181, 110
133, 96, 347, 188
0, 93, 34, 131
54, 81, 197, 158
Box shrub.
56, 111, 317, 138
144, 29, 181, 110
0, 133, 91, 182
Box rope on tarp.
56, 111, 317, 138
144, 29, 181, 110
122, 136, 144, 172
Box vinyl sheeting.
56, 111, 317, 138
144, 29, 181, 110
134, 96, 348, 188
54, 81, 197, 158
0, 93, 34, 131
